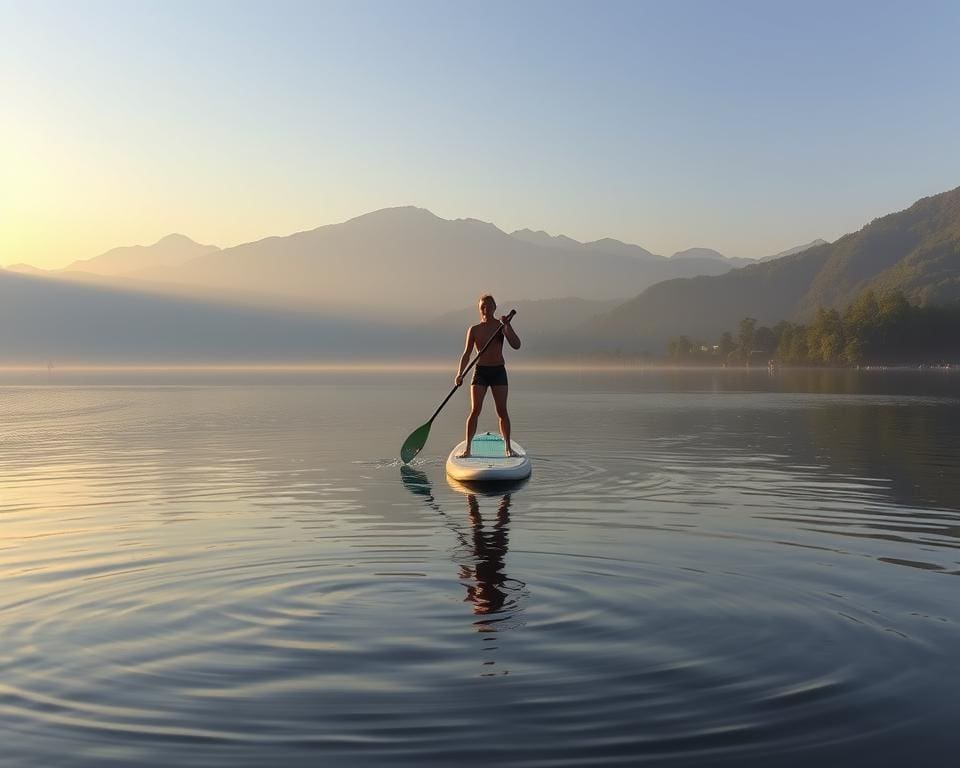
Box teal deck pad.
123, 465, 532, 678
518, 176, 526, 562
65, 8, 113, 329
469, 432, 506, 458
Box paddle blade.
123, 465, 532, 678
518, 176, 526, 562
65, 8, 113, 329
400, 422, 432, 464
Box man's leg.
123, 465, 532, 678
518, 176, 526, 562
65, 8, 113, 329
458, 385, 487, 457
491, 385, 516, 456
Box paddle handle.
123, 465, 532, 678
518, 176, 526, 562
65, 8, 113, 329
428, 309, 516, 425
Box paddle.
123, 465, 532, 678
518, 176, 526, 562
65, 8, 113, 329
400, 309, 516, 464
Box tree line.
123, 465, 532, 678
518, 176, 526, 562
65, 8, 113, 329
667, 290, 960, 365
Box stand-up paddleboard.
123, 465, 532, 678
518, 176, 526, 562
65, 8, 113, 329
446, 432, 532, 482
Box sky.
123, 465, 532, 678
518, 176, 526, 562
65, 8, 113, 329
2, 0, 959, 269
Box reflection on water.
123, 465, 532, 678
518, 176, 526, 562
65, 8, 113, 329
461, 492, 513, 622
1, 371, 959, 767
401, 466, 528, 647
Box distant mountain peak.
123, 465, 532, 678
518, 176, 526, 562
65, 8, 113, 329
510, 228, 583, 248
670, 247, 726, 261
155, 233, 200, 245
455, 216, 503, 234
587, 237, 628, 248
759, 238, 829, 262
583, 237, 658, 261
61, 233, 220, 277
345, 206, 440, 226
4, 263, 48, 275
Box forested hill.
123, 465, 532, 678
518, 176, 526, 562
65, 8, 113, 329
798, 186, 960, 314
586, 185, 960, 353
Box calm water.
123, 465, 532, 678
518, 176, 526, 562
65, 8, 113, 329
1, 368, 958, 767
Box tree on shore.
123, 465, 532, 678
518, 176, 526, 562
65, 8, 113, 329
667, 289, 960, 366
737, 317, 756, 362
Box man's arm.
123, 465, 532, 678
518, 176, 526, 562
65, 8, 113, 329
455, 327, 475, 385
501, 316, 521, 350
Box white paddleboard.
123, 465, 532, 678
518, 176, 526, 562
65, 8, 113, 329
445, 432, 532, 482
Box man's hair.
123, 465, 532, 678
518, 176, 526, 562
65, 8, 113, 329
478, 294, 496, 306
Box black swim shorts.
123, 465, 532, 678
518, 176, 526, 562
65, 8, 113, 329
471, 364, 508, 387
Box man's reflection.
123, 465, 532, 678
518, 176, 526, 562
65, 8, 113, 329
399, 467, 525, 631
460, 492, 512, 625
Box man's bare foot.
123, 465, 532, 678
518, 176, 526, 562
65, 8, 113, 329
506, 448, 519, 458
456, 451, 472, 459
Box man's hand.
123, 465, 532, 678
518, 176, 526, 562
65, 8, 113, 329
455, 373, 464, 386
499, 314, 512, 325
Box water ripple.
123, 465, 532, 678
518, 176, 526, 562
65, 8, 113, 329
1, 382, 958, 765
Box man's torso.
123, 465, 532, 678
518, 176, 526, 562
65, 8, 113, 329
472, 321, 505, 366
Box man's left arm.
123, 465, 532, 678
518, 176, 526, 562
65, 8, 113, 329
501, 316, 521, 349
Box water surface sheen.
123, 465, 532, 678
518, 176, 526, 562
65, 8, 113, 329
1, 369, 958, 767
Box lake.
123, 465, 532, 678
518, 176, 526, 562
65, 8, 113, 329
1, 367, 958, 767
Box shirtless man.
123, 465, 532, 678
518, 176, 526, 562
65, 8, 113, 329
455, 294, 522, 458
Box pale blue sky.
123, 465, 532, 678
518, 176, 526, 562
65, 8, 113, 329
2, 0, 958, 267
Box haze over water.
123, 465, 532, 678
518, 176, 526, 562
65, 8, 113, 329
1, 368, 957, 767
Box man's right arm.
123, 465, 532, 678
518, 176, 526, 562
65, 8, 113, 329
455, 327, 474, 385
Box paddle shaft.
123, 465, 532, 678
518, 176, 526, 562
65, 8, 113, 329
427, 309, 516, 425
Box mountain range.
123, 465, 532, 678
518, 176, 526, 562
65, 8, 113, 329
4, 209, 767, 318
2, 184, 956, 363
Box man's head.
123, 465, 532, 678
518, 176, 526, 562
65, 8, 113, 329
478, 294, 496, 320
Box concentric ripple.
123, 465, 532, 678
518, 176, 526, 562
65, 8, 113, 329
0, 376, 958, 766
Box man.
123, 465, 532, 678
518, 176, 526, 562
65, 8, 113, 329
455, 294, 521, 458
